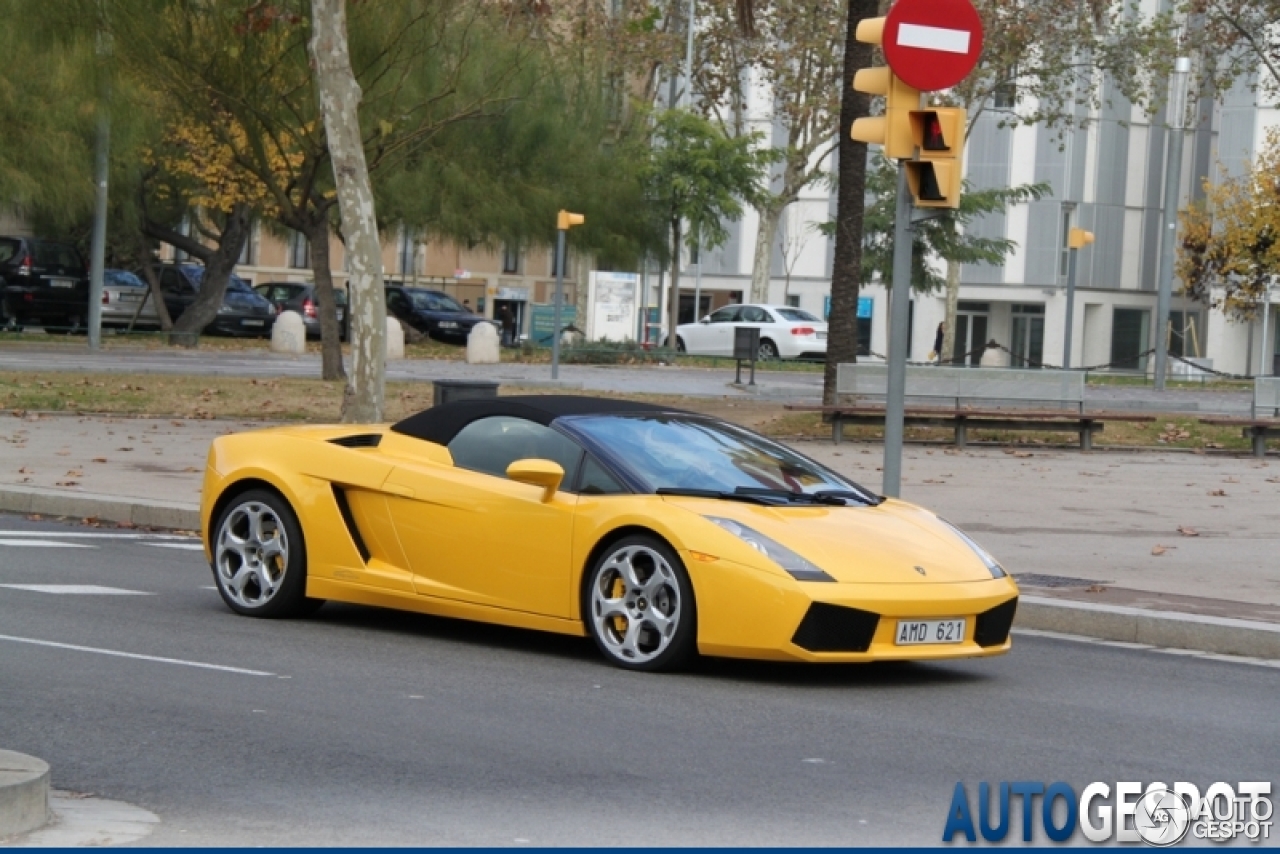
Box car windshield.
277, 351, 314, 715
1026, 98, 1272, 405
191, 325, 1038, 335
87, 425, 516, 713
184, 267, 253, 293
566, 414, 875, 499
776, 308, 820, 322
0, 239, 19, 264
408, 290, 465, 312
104, 270, 145, 287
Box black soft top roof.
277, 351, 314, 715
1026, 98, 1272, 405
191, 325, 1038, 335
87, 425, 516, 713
390, 395, 692, 446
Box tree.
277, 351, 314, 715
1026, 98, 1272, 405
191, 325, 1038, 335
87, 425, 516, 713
1177, 127, 1280, 319
639, 109, 772, 342
694, 0, 846, 304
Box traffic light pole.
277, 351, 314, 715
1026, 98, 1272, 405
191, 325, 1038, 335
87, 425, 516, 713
882, 162, 914, 498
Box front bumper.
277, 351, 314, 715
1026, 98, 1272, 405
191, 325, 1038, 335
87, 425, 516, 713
690, 554, 1019, 662
205, 314, 275, 336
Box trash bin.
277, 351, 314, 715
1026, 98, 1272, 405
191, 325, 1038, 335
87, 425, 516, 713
432, 379, 499, 406
733, 326, 761, 361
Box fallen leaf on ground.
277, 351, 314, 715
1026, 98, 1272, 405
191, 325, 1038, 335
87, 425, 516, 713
1177, 525, 1199, 537
1085, 584, 1107, 593
91, 458, 108, 463
1208, 489, 1227, 497
117, 447, 133, 452
55, 480, 80, 486
17, 466, 31, 474
1151, 545, 1169, 556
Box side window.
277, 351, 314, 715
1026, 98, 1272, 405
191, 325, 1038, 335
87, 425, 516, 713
709, 307, 740, 324
577, 456, 627, 495
160, 269, 185, 294
448, 416, 583, 489
386, 290, 405, 311
740, 306, 767, 323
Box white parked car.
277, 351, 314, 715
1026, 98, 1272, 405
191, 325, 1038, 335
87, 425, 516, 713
674, 303, 827, 360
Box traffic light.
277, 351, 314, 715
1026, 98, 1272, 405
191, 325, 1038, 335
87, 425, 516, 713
1068, 227, 1095, 249
903, 107, 966, 208
849, 16, 920, 161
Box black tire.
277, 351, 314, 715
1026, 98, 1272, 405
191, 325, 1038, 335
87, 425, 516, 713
758, 338, 779, 360
583, 534, 697, 672
210, 488, 322, 618
676, 337, 686, 353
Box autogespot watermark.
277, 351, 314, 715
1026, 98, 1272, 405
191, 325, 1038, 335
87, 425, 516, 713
942, 781, 1273, 845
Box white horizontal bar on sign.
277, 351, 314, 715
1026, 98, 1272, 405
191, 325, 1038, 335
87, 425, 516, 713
897, 22, 971, 55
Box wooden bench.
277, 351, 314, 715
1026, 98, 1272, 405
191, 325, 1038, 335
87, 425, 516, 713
786, 364, 1154, 450
1199, 377, 1280, 457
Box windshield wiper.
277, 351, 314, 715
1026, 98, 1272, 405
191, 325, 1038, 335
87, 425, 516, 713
733, 487, 879, 506
655, 487, 776, 505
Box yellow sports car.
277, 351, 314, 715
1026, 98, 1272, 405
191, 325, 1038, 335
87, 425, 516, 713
201, 395, 1018, 671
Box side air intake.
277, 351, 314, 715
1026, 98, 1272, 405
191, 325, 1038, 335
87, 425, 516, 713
331, 485, 370, 563
330, 434, 382, 449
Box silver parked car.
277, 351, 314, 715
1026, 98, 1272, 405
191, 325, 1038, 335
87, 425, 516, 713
101, 269, 161, 329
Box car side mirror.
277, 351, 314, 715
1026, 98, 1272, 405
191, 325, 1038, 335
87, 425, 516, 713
506, 459, 564, 501
700, 316, 710, 324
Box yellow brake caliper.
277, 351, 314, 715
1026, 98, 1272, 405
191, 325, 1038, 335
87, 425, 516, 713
611, 576, 627, 634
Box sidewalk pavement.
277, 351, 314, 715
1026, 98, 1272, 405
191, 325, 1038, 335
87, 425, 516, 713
1, 411, 1277, 660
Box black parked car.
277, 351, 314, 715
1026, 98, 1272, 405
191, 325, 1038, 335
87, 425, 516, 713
0, 236, 89, 332
385, 285, 491, 344
145, 263, 275, 337
254, 281, 348, 340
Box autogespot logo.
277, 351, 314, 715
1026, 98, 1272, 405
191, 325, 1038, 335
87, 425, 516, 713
942, 781, 1273, 845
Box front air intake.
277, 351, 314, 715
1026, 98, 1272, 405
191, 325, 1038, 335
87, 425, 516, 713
974, 598, 1018, 647
791, 603, 880, 653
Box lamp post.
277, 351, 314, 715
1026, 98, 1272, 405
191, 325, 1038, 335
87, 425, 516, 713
1063, 223, 1094, 369
1154, 56, 1193, 391
551, 210, 585, 380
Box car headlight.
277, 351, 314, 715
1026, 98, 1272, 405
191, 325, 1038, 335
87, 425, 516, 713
217, 304, 234, 314
704, 516, 834, 582
937, 517, 1006, 578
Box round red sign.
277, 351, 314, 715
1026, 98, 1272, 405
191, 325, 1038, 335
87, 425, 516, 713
882, 0, 984, 92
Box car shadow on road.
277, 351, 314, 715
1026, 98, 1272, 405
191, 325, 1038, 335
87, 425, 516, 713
307, 603, 992, 688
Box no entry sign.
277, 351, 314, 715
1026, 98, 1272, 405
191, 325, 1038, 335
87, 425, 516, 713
882, 0, 984, 92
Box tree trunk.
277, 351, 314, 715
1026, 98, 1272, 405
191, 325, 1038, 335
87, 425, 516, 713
310, 0, 386, 423
942, 257, 960, 363
154, 204, 252, 349
749, 203, 781, 304
667, 218, 682, 348
304, 216, 346, 381
134, 242, 173, 331
823, 0, 878, 404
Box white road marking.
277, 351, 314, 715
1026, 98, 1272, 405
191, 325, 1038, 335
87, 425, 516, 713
0, 531, 196, 541
0, 538, 94, 548
0, 584, 153, 596
1013, 628, 1280, 668
897, 22, 971, 54
0, 633, 275, 676
144, 542, 205, 551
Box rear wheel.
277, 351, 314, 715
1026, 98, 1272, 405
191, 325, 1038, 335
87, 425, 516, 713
584, 535, 696, 672
676, 337, 686, 353
758, 338, 779, 360
211, 489, 321, 618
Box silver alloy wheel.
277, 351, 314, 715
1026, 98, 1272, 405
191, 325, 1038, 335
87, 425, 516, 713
758, 339, 779, 360
590, 544, 682, 664
215, 500, 290, 608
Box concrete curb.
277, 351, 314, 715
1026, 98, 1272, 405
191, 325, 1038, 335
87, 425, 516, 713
1016, 595, 1280, 660
0, 485, 200, 531
0, 749, 49, 839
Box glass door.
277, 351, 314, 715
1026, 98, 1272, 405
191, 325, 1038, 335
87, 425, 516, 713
1010, 304, 1046, 368
953, 302, 990, 366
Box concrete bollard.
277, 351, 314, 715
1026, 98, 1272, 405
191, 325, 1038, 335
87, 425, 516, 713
386, 315, 405, 359
466, 322, 500, 364
0, 749, 49, 838
269, 311, 306, 355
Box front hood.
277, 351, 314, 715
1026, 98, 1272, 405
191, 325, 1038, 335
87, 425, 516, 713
664, 496, 998, 584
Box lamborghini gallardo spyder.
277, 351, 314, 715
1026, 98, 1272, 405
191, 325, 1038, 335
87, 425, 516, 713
201, 395, 1018, 671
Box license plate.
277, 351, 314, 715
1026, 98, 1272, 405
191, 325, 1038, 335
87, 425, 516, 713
816, 331, 827, 340
241, 319, 265, 327
50, 278, 75, 289
895, 618, 966, 645
118, 292, 142, 302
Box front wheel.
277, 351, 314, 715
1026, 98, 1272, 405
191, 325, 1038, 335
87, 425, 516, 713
758, 338, 780, 360
584, 535, 697, 672
211, 489, 321, 618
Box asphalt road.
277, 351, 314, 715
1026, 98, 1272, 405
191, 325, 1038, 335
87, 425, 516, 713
1, 515, 1277, 846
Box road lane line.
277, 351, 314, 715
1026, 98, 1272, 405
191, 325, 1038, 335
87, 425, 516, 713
0, 634, 276, 676
0, 531, 196, 540
144, 543, 205, 551
0, 539, 95, 548
0, 584, 153, 595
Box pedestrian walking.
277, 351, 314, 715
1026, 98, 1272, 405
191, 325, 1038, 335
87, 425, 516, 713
931, 322, 945, 364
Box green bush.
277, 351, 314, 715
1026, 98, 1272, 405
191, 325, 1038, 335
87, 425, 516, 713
560, 338, 677, 365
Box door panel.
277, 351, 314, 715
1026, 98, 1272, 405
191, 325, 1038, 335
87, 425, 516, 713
384, 464, 577, 617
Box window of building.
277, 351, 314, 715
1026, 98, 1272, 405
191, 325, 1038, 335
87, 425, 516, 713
1169, 310, 1202, 358
289, 231, 310, 269
785, 294, 800, 308
502, 243, 520, 274
1110, 307, 1151, 371
993, 74, 1017, 111
397, 228, 417, 276
238, 223, 256, 266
